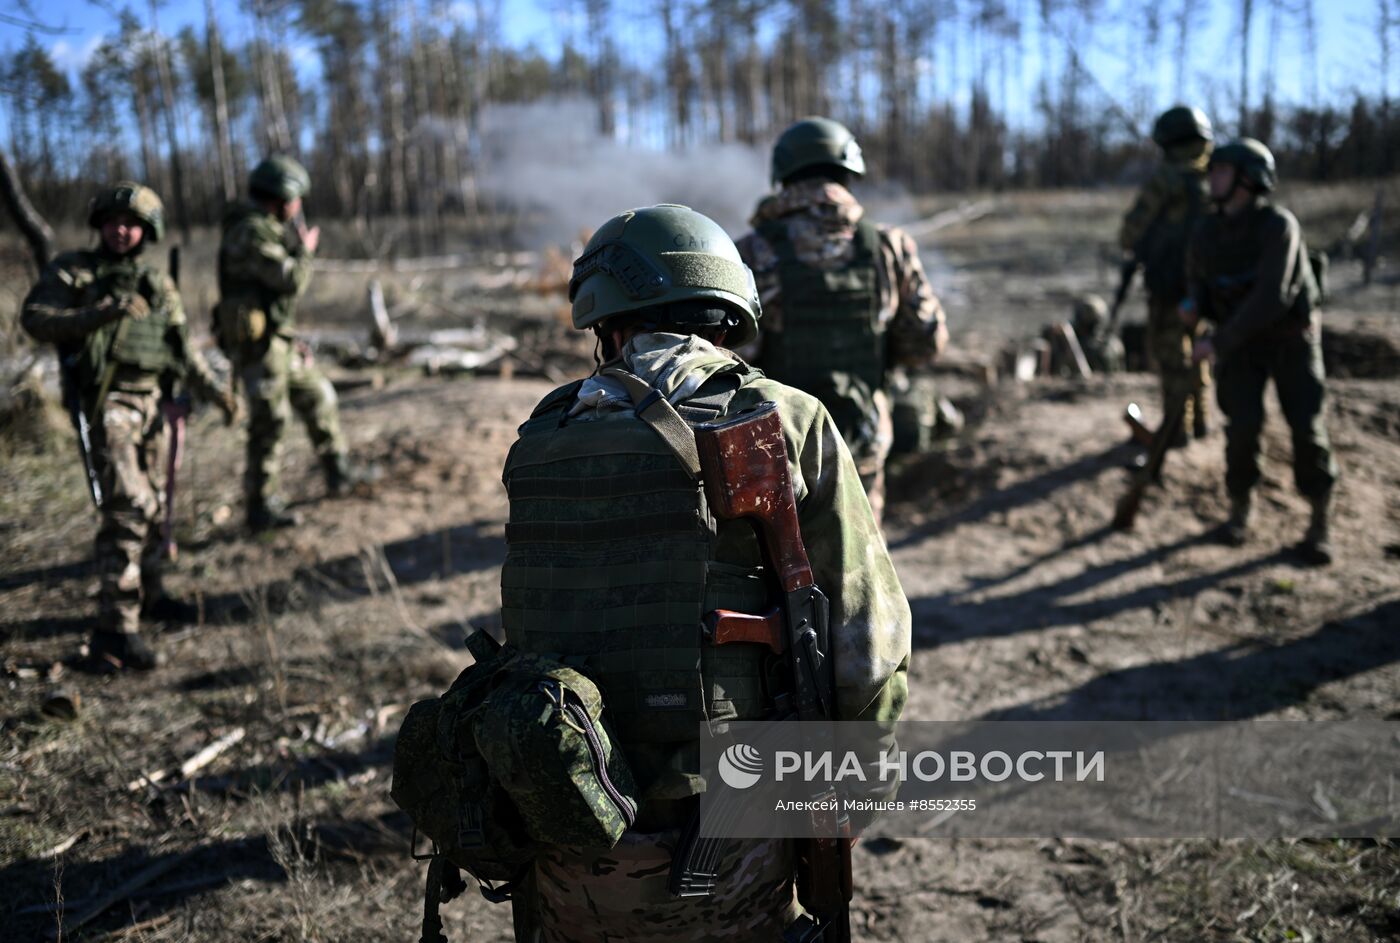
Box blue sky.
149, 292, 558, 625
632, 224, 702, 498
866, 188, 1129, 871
2, 0, 1392, 137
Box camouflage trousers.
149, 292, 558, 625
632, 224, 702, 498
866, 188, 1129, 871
515, 831, 798, 942
1148, 297, 1210, 434
92, 389, 168, 634
237, 334, 346, 509
1215, 327, 1338, 501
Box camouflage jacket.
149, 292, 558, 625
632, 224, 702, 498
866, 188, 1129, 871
562, 332, 912, 726
1118, 147, 1211, 254
21, 247, 223, 402
736, 180, 949, 370
217, 202, 314, 338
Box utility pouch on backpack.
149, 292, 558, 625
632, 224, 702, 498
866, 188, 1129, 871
391, 631, 536, 892
211, 298, 267, 354
392, 631, 639, 890
474, 659, 639, 847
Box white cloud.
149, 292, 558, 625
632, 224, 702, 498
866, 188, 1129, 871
49, 34, 102, 72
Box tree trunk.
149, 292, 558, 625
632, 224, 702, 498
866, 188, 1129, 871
0, 147, 55, 269
206, 0, 237, 203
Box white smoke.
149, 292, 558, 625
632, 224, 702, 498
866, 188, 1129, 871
475, 98, 770, 247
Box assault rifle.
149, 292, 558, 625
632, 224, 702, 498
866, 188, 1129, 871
1106, 254, 1139, 337
1112, 397, 1187, 530
669, 401, 852, 943
58, 349, 103, 510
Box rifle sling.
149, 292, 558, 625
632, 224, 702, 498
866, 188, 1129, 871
600, 366, 703, 481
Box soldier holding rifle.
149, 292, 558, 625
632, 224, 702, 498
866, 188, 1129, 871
496, 205, 911, 940
21, 183, 237, 671
1118, 106, 1215, 447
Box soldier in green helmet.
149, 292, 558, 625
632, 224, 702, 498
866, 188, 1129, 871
737, 117, 949, 526
1120, 105, 1215, 447
1071, 294, 1126, 374
1183, 138, 1338, 563
21, 182, 238, 671
216, 154, 364, 531
498, 205, 910, 940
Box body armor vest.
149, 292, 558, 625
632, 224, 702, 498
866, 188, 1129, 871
500, 373, 776, 798
89, 260, 174, 376
758, 217, 885, 393
1193, 201, 1316, 329
1141, 164, 1207, 303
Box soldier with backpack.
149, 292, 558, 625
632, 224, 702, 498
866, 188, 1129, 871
1183, 139, 1338, 564
1119, 105, 1215, 447
393, 205, 911, 941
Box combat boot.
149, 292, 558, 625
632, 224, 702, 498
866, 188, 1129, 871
1214, 494, 1251, 546
1296, 492, 1333, 567
322, 453, 378, 498
248, 498, 300, 532
86, 630, 161, 672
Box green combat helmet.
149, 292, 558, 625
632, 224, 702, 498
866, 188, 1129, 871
1072, 294, 1109, 333
1210, 138, 1277, 193
771, 116, 866, 185
248, 154, 311, 202
88, 181, 165, 243
568, 204, 762, 348
1151, 105, 1214, 149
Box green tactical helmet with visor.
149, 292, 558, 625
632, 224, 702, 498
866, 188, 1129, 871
1151, 106, 1214, 149
248, 154, 311, 202
771, 116, 867, 186
88, 181, 165, 244
1210, 138, 1277, 193
568, 204, 762, 348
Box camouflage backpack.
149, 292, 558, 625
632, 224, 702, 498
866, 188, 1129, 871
391, 630, 638, 939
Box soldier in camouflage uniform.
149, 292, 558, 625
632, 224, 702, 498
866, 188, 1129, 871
21, 183, 238, 670
501, 205, 911, 941
216, 155, 359, 531
1185, 139, 1338, 564
737, 117, 948, 526
1119, 105, 1215, 447
1071, 295, 1126, 374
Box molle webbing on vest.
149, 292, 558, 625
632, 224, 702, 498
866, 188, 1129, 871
759, 217, 884, 391
108, 306, 174, 373
100, 264, 174, 374
501, 379, 773, 758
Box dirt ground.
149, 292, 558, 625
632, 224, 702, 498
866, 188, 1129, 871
2, 186, 1399, 942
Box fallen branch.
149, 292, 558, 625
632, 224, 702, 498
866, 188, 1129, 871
37, 830, 85, 860
899, 199, 997, 240
125, 727, 246, 793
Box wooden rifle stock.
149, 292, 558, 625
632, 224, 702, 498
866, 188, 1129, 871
692, 401, 853, 942
1113, 398, 1187, 531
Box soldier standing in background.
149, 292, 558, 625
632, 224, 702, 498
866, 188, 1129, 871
1184, 139, 1337, 564
501, 205, 910, 940
737, 117, 948, 526
1119, 105, 1215, 447
216, 155, 364, 532
21, 183, 237, 671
